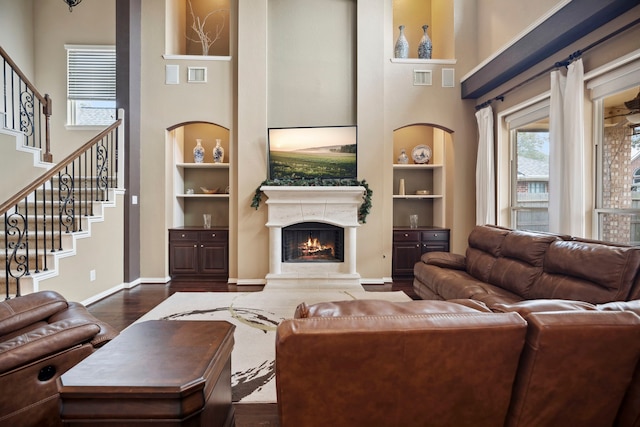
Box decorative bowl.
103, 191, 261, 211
200, 187, 219, 194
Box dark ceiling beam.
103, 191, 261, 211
461, 0, 640, 100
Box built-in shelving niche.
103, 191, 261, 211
170, 122, 230, 228
392, 0, 454, 61
165, 0, 231, 57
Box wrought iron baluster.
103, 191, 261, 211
41, 181, 48, 272
96, 139, 109, 202
6, 202, 29, 298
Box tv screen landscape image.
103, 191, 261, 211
268, 125, 357, 180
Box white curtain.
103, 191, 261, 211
475, 105, 495, 225
548, 58, 585, 236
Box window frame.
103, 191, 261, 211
65, 44, 116, 129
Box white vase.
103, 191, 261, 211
397, 148, 409, 164
394, 25, 409, 59
193, 139, 205, 163
213, 139, 224, 163
418, 24, 432, 59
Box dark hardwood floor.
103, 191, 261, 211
85, 278, 416, 427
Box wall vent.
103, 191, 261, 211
165, 65, 179, 85
188, 66, 207, 83
413, 70, 432, 86
442, 68, 455, 88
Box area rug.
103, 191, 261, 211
135, 288, 411, 403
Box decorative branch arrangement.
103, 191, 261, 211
251, 178, 373, 224
186, 0, 227, 56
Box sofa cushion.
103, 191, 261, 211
501, 230, 559, 267
533, 240, 640, 303
486, 231, 558, 298
0, 291, 68, 336
465, 226, 509, 283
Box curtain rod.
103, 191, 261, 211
475, 16, 640, 111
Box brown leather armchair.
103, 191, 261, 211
0, 290, 118, 427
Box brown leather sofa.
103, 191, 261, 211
0, 290, 118, 427
413, 224, 640, 305
276, 299, 640, 427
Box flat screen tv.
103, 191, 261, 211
267, 125, 357, 180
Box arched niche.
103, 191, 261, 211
168, 121, 231, 228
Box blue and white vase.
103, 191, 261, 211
193, 139, 205, 163
213, 139, 224, 163
394, 25, 409, 59
418, 24, 432, 59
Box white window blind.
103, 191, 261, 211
65, 45, 116, 126
67, 46, 116, 100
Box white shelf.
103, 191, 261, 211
393, 163, 442, 169
390, 58, 457, 65
177, 194, 230, 199
393, 194, 443, 199
177, 163, 230, 169
162, 54, 232, 62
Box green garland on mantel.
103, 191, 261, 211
251, 178, 373, 224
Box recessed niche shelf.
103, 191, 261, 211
390, 58, 457, 65
162, 54, 232, 62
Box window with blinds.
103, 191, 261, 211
66, 45, 116, 126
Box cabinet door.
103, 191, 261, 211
393, 242, 421, 276
199, 229, 229, 276
200, 244, 228, 275
170, 241, 199, 275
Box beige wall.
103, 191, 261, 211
38, 192, 125, 304
0, 0, 34, 78
475, 0, 566, 65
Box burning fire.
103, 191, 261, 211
299, 236, 333, 257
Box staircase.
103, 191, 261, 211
2, 44, 126, 300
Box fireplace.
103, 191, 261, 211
282, 222, 344, 263
260, 185, 365, 289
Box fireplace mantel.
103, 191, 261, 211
260, 186, 365, 289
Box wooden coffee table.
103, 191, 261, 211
59, 320, 235, 427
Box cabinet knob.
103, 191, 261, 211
434, 233, 438, 237
193, 244, 197, 248
416, 244, 420, 248
212, 233, 216, 237
181, 234, 186, 238
404, 233, 409, 237
201, 245, 204, 248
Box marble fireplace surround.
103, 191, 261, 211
261, 186, 365, 289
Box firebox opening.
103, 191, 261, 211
282, 222, 344, 263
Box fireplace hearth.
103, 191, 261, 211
283, 222, 344, 262
260, 185, 365, 289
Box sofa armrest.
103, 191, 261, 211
48, 302, 119, 347
0, 291, 68, 336
420, 251, 466, 270
0, 319, 100, 374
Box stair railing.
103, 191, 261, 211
1, 117, 123, 299
1, 45, 53, 162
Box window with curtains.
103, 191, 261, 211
66, 45, 116, 127
512, 127, 550, 231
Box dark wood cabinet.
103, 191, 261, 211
169, 227, 228, 280
392, 227, 449, 277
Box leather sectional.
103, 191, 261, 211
276, 298, 640, 427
